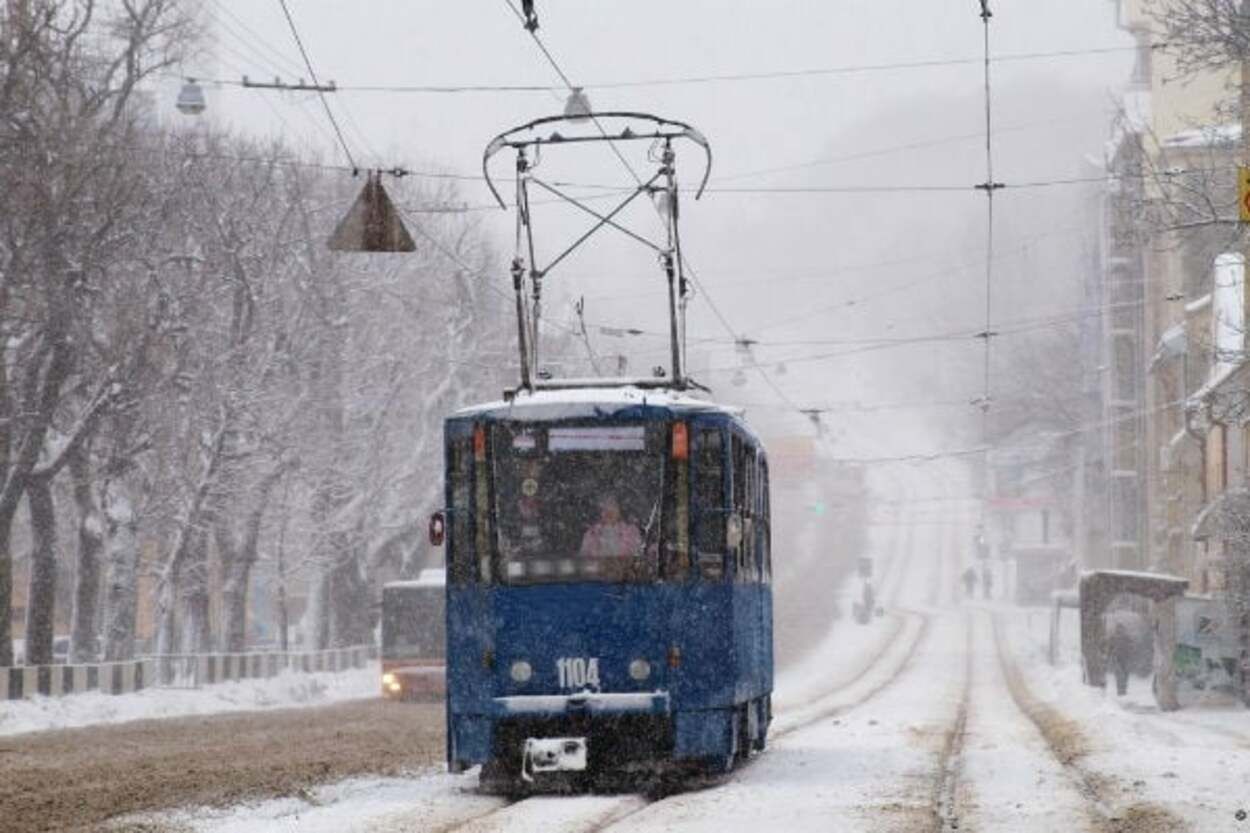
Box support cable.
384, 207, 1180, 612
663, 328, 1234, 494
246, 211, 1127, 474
276, 0, 358, 173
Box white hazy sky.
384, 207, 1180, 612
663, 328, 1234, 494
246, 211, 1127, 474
175, 1, 1133, 446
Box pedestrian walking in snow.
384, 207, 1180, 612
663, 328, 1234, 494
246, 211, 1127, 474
981, 564, 994, 600
962, 566, 977, 598
1108, 621, 1134, 696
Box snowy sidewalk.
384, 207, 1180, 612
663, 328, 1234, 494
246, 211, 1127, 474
0, 662, 379, 737
1000, 606, 1250, 831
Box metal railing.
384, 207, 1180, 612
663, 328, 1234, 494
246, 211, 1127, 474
143, 645, 374, 689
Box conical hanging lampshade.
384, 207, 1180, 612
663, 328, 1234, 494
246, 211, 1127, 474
328, 172, 416, 253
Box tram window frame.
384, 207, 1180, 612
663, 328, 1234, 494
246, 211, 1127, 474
745, 446, 761, 582
760, 457, 772, 583
693, 426, 727, 582
731, 434, 753, 583
448, 435, 475, 585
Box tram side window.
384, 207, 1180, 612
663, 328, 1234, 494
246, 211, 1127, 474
760, 458, 772, 583
694, 428, 726, 581
732, 435, 750, 580
448, 437, 475, 584
746, 447, 761, 582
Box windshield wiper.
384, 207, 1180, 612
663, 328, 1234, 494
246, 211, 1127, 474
637, 494, 661, 559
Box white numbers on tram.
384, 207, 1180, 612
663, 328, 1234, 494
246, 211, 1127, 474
556, 657, 600, 689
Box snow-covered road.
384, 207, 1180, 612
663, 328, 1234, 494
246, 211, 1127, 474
114, 475, 1250, 833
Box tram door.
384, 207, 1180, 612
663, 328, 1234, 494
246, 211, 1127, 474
731, 434, 764, 693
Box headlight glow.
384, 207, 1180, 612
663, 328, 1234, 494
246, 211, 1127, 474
629, 659, 652, 681
510, 660, 533, 683
382, 672, 396, 685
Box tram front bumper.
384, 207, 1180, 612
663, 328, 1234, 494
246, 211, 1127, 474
465, 691, 673, 774
491, 690, 669, 718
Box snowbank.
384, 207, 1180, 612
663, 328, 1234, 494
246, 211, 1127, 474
0, 661, 380, 737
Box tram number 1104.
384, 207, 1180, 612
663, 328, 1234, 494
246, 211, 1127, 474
556, 657, 600, 690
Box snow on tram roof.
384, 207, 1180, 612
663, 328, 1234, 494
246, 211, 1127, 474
451, 384, 744, 422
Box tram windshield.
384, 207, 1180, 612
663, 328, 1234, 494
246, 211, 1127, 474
492, 422, 665, 583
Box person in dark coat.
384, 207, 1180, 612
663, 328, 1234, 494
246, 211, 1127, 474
981, 564, 994, 600
1108, 621, 1134, 696
962, 566, 977, 598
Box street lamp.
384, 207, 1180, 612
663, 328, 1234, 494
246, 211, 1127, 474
564, 87, 591, 122
176, 79, 206, 115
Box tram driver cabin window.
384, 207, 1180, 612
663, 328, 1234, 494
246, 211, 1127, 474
492, 423, 666, 583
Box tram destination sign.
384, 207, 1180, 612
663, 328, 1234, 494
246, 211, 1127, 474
548, 426, 646, 452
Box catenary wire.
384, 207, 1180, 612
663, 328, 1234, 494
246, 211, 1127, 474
275, 0, 358, 172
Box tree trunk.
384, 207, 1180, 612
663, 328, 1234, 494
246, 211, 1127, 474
177, 530, 213, 655
328, 547, 371, 647
154, 418, 230, 656
0, 512, 13, 667
218, 465, 287, 652
24, 477, 58, 666
68, 449, 104, 662
305, 569, 331, 650
100, 480, 140, 662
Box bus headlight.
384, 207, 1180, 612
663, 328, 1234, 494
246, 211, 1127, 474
510, 660, 533, 683
382, 672, 397, 686
629, 659, 652, 681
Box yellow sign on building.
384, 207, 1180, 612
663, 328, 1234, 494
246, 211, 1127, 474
1240, 167, 1250, 223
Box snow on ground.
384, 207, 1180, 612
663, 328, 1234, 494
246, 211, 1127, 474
1002, 605, 1250, 830
112, 770, 502, 833
613, 611, 968, 833
958, 609, 1095, 832
0, 662, 379, 737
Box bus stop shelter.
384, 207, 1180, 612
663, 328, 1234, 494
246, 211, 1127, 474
1079, 569, 1188, 695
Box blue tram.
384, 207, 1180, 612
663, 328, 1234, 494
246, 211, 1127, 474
438, 384, 773, 784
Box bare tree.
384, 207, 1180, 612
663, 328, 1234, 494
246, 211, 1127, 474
0, 0, 196, 666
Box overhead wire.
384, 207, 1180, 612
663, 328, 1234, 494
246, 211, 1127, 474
190, 41, 1151, 95
275, 0, 358, 172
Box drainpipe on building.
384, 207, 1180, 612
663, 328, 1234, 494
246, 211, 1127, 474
1238, 20, 1250, 707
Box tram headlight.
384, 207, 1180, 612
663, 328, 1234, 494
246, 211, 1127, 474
382, 672, 397, 686
628, 659, 652, 681
510, 660, 533, 683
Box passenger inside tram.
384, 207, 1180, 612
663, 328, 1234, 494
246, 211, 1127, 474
578, 495, 643, 559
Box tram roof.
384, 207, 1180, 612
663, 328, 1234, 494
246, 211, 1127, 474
450, 384, 746, 424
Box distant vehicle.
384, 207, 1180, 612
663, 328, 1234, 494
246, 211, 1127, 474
380, 569, 446, 701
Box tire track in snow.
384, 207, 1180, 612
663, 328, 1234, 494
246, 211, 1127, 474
990, 612, 1191, 833
929, 521, 971, 832
930, 622, 971, 833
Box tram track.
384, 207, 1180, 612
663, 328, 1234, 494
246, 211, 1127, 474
930, 518, 972, 833
989, 611, 1190, 833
